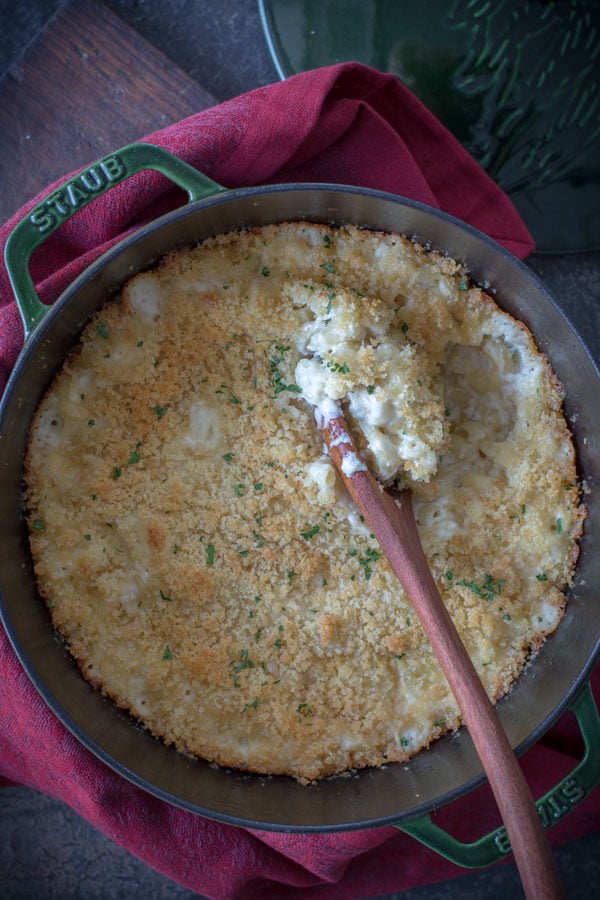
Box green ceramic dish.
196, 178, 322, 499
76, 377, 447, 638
258, 0, 600, 253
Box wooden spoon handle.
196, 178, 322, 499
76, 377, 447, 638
322, 414, 564, 900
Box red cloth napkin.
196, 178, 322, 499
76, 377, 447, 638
0, 63, 597, 898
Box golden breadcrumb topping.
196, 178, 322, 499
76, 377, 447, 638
25, 223, 584, 782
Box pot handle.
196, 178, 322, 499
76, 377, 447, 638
396, 680, 600, 868
4, 143, 226, 338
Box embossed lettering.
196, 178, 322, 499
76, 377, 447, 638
546, 794, 570, 820
46, 190, 70, 217
537, 803, 551, 829
79, 166, 105, 192
100, 155, 126, 182
29, 208, 55, 234
493, 827, 512, 855
28, 154, 127, 234
489, 778, 589, 850
535, 777, 587, 828
561, 778, 585, 803
66, 182, 89, 208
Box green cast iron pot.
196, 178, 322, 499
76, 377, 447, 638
1, 144, 599, 868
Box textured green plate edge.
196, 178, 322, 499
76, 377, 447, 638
258, 0, 600, 255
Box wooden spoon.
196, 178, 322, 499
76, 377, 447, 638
320, 411, 565, 900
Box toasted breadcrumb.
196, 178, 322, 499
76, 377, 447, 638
25, 223, 584, 782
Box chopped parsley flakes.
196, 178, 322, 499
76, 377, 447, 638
358, 548, 383, 581
269, 343, 302, 396
233, 649, 255, 673
453, 573, 505, 602
127, 442, 142, 465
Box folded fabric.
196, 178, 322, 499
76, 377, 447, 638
0, 62, 596, 899
0, 61, 535, 392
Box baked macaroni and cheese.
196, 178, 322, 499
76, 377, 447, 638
25, 223, 584, 782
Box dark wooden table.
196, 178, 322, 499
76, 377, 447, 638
0, 0, 216, 224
